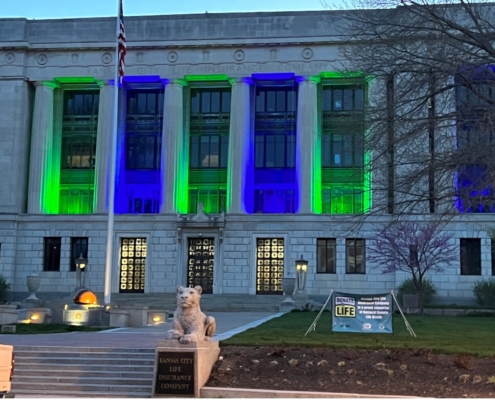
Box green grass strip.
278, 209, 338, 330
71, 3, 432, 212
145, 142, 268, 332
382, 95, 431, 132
222, 311, 495, 357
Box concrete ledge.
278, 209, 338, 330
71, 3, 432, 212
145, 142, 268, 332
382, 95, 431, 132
147, 309, 171, 325
25, 308, 52, 324
121, 305, 148, 327
0, 305, 19, 325
201, 387, 424, 398
109, 309, 130, 327
405, 308, 494, 316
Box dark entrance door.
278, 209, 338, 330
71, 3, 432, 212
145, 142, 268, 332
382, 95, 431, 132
187, 238, 214, 294
119, 238, 146, 293
256, 238, 284, 294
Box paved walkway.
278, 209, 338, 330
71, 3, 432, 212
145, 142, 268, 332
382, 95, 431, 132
0, 312, 283, 348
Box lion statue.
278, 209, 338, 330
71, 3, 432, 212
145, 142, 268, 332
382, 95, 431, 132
165, 285, 216, 344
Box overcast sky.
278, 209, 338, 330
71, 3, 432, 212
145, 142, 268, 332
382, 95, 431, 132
1, 0, 338, 19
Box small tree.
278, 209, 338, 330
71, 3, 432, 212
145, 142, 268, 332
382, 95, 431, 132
368, 221, 457, 313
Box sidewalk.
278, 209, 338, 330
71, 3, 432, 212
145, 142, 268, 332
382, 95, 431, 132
0, 312, 283, 348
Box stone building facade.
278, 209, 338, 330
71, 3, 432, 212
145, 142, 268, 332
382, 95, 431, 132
0, 11, 493, 302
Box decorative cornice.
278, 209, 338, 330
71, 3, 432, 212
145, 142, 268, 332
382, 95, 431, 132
33, 80, 59, 89
228, 77, 253, 85
295, 75, 321, 84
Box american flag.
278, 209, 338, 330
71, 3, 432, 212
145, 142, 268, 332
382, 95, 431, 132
118, 0, 126, 83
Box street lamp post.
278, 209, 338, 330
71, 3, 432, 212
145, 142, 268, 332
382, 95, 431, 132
295, 255, 308, 295
75, 253, 88, 291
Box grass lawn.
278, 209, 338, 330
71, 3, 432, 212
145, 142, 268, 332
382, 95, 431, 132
222, 311, 495, 357
1, 323, 108, 334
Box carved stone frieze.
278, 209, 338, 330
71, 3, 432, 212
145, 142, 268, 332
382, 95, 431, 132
302, 48, 313, 60
102, 52, 112, 64
168, 51, 178, 63
175, 203, 225, 243
36, 54, 48, 65
233, 50, 244, 62
4, 53, 15, 64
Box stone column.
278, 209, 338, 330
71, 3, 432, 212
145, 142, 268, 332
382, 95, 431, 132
296, 76, 320, 214
27, 82, 57, 214
94, 83, 115, 213
161, 80, 187, 214
227, 78, 252, 214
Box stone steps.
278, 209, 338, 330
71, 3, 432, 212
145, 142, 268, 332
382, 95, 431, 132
41, 293, 286, 314
17, 351, 155, 360
17, 356, 155, 365
11, 346, 155, 397
15, 370, 153, 378
10, 389, 148, 398
16, 376, 153, 386
110, 293, 285, 312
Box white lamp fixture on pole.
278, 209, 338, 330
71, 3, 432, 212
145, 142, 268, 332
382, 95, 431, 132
75, 253, 88, 291
295, 255, 308, 294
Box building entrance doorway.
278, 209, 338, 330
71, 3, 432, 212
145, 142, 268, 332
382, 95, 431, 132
119, 238, 146, 293
187, 237, 214, 294
256, 238, 284, 294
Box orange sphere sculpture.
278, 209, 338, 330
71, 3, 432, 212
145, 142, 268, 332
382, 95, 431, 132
74, 289, 97, 305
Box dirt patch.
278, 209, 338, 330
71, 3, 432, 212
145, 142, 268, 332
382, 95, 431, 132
206, 346, 495, 397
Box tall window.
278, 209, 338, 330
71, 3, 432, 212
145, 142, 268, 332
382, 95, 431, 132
255, 86, 297, 169
190, 136, 228, 168
189, 89, 230, 169
188, 87, 230, 214
346, 238, 365, 274
70, 237, 88, 272
460, 238, 481, 275
254, 189, 295, 214
44, 237, 61, 272
60, 90, 99, 214
321, 85, 364, 168
253, 82, 297, 214
62, 91, 99, 169
317, 238, 336, 273
321, 82, 366, 214
456, 71, 495, 213
126, 89, 163, 170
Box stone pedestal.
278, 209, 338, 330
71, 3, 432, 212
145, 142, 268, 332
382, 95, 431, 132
109, 309, 130, 327
0, 305, 19, 325
121, 305, 149, 327
63, 304, 104, 326
26, 308, 52, 324
153, 340, 220, 398
293, 291, 309, 308
147, 310, 169, 325
280, 277, 296, 312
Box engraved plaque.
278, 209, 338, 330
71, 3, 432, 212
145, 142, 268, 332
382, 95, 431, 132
154, 351, 195, 396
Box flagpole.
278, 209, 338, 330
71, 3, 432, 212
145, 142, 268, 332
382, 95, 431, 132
104, 0, 121, 305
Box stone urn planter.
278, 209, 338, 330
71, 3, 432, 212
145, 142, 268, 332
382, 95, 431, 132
282, 277, 296, 301
25, 274, 41, 301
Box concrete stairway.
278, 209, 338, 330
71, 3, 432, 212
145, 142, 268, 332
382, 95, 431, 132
11, 346, 155, 398
110, 293, 286, 312
34, 293, 287, 324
